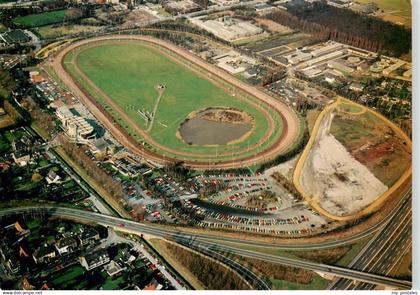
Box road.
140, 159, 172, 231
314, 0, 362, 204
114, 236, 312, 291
175, 237, 270, 290
0, 186, 411, 251
0, 206, 411, 289
329, 192, 412, 290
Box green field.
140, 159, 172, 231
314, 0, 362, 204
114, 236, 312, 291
356, 0, 411, 27
338, 103, 363, 114
356, 0, 410, 13
0, 24, 7, 33
63, 40, 284, 163
271, 275, 329, 290
13, 10, 67, 28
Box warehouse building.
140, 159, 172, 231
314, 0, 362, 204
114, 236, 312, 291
191, 16, 263, 42
0, 30, 31, 47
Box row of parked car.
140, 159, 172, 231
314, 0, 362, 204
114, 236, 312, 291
196, 221, 313, 236
187, 174, 268, 194
183, 200, 309, 226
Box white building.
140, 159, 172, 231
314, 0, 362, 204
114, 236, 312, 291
191, 17, 263, 42
56, 106, 95, 142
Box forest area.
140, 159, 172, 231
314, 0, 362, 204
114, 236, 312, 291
160, 242, 250, 290
266, 2, 411, 57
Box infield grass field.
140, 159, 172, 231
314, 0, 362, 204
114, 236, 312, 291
63, 40, 284, 162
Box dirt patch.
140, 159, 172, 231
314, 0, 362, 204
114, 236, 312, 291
122, 9, 158, 29
300, 112, 388, 216
330, 111, 411, 187
201, 108, 253, 124
255, 18, 294, 34
245, 190, 278, 209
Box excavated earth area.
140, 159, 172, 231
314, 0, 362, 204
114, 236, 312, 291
300, 112, 388, 216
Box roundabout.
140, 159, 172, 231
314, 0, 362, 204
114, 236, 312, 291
50, 35, 301, 169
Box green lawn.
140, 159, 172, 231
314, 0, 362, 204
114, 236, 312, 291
51, 265, 85, 287
101, 275, 125, 290
356, 0, 411, 13
0, 24, 7, 33
271, 275, 329, 290
25, 219, 42, 230
338, 103, 363, 114
336, 236, 371, 267
63, 40, 284, 162
13, 10, 67, 28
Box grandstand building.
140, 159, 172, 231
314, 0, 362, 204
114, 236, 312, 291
56, 106, 95, 142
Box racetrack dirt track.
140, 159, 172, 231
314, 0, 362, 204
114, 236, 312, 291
50, 35, 301, 169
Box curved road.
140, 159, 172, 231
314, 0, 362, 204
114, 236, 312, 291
0, 205, 411, 289
0, 187, 410, 250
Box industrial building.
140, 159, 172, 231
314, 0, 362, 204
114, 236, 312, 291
383, 60, 406, 75
280, 51, 312, 65
305, 50, 345, 67
311, 42, 343, 57
212, 50, 256, 74
191, 16, 263, 42
327, 60, 355, 74
164, 0, 200, 14
0, 30, 31, 47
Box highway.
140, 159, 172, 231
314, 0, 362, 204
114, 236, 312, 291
176, 238, 271, 290
0, 205, 412, 289
329, 192, 412, 290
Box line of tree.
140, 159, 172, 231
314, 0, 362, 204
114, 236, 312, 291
271, 171, 303, 201
266, 2, 411, 57
192, 0, 210, 9
234, 254, 315, 285
0, 68, 17, 99
57, 134, 124, 201
161, 241, 250, 290
21, 97, 56, 135
256, 129, 308, 173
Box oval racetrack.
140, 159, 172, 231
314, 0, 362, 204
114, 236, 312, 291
50, 35, 301, 169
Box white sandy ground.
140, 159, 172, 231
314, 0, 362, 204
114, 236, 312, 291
264, 154, 300, 180
300, 112, 388, 216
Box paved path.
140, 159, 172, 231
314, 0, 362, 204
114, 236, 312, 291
146, 85, 165, 133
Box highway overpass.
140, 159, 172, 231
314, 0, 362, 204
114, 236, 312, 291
0, 205, 412, 290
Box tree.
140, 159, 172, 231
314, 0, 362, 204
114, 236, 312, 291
31, 173, 42, 183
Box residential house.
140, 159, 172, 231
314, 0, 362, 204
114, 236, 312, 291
105, 260, 126, 276
46, 170, 61, 185
55, 237, 77, 255
78, 227, 100, 247
79, 249, 110, 271
32, 244, 57, 264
